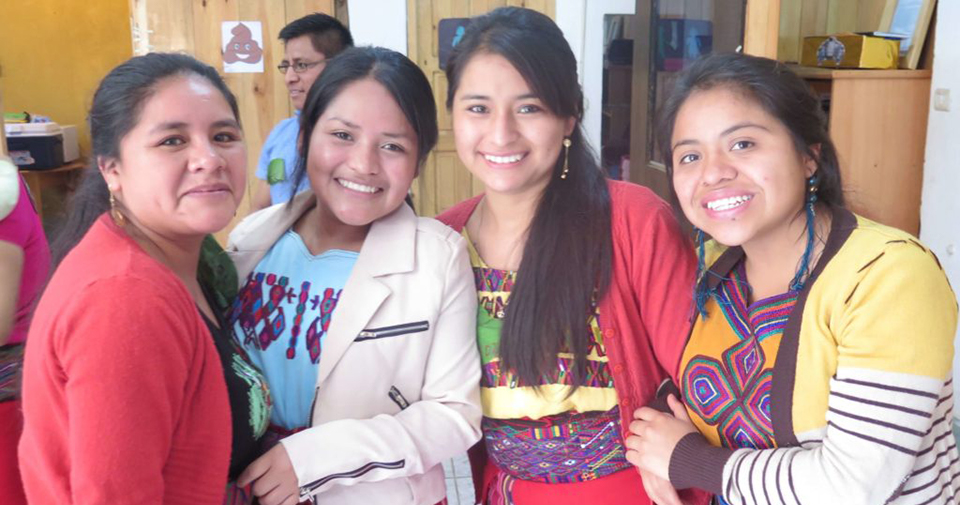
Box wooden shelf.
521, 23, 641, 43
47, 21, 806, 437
788, 64, 932, 81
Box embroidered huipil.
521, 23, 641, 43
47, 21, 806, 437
465, 232, 629, 487
671, 210, 960, 505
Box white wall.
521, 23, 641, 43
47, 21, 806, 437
557, 0, 635, 156
918, 1, 960, 404
346, 0, 407, 55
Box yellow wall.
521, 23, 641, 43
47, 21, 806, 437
0, 0, 133, 156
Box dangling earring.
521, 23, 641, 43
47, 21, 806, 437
789, 174, 820, 292
559, 138, 572, 179
110, 193, 126, 227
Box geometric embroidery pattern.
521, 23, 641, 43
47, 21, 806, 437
683, 342, 775, 449
482, 406, 631, 483
682, 263, 796, 449
473, 264, 611, 389
231, 272, 342, 364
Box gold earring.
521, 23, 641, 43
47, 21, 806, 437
109, 193, 126, 226
560, 138, 572, 180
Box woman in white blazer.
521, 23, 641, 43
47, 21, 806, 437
226, 47, 481, 505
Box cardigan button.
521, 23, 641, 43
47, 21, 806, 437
613, 364, 624, 374
605, 329, 617, 339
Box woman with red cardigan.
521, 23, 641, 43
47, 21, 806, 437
19, 54, 270, 505
436, 7, 704, 505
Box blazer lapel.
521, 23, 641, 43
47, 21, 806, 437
314, 204, 418, 386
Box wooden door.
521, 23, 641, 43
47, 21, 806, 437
128, 0, 340, 239
406, 0, 556, 217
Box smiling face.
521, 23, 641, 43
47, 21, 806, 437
283, 35, 327, 110
306, 77, 418, 228
100, 74, 246, 240
670, 86, 816, 251
451, 52, 574, 199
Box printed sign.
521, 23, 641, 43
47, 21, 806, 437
222, 21, 265, 73
438, 18, 471, 70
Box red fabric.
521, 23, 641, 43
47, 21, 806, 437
481, 459, 649, 505
0, 401, 27, 505
438, 180, 709, 505
19, 215, 232, 505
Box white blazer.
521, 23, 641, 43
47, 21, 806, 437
227, 192, 482, 505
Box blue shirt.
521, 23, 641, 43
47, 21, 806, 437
256, 112, 311, 205
230, 230, 358, 429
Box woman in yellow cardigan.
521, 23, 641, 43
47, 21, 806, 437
626, 52, 960, 505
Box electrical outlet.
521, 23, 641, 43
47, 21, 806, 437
934, 88, 951, 112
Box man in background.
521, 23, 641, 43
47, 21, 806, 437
251, 13, 353, 211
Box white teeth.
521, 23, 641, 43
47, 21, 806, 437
337, 179, 379, 194
706, 195, 753, 211
484, 153, 524, 164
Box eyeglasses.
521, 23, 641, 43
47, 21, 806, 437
277, 60, 324, 74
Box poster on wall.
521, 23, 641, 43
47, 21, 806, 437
222, 21, 265, 73
438, 18, 471, 70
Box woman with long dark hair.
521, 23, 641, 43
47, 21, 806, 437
228, 46, 481, 505
626, 52, 960, 505
437, 7, 701, 505
19, 53, 270, 505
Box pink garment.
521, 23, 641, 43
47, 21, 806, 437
0, 177, 50, 344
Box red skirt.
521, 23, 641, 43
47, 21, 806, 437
481, 460, 650, 505
0, 400, 27, 505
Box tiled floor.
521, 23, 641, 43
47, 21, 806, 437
443, 452, 475, 505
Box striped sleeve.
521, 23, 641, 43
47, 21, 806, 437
670, 241, 960, 505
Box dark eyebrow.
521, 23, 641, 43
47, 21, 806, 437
213, 119, 241, 130
328, 117, 409, 140
721, 122, 770, 137
328, 117, 359, 129
672, 122, 771, 150
457, 92, 540, 101
150, 119, 239, 134
150, 121, 188, 134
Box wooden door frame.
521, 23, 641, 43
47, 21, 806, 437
0, 88, 6, 157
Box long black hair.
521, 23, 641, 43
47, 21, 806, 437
50, 53, 240, 267
288, 46, 438, 199
656, 52, 844, 208
445, 7, 613, 389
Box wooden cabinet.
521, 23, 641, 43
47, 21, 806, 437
792, 66, 931, 235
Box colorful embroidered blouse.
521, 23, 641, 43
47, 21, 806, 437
464, 231, 633, 485
681, 261, 798, 450
465, 232, 617, 419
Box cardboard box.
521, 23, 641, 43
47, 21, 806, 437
801, 33, 900, 69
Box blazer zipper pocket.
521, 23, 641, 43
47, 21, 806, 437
388, 386, 410, 410
355, 321, 430, 341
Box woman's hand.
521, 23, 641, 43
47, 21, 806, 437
238, 444, 300, 505
625, 394, 697, 482
638, 468, 684, 505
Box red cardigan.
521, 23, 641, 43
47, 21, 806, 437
19, 215, 231, 505
438, 180, 703, 503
